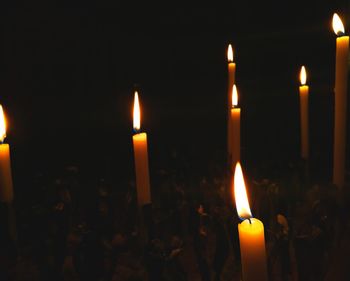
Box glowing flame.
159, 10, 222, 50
234, 162, 252, 220
333, 13, 345, 35
133, 91, 141, 131
232, 85, 238, 107
0, 105, 7, 143
227, 44, 234, 62
300, 66, 307, 85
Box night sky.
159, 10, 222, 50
1, 2, 350, 188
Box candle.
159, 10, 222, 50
0, 105, 14, 203
299, 66, 309, 160
230, 85, 241, 168
233, 162, 267, 281
332, 13, 349, 188
132, 91, 151, 207
227, 44, 236, 166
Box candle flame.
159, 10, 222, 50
300, 66, 307, 85
232, 85, 238, 107
133, 91, 141, 132
333, 13, 345, 36
0, 105, 7, 143
227, 44, 234, 62
234, 162, 252, 220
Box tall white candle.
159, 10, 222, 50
0, 105, 14, 203
230, 85, 241, 168
227, 44, 236, 166
299, 66, 309, 160
132, 92, 151, 207
332, 13, 349, 188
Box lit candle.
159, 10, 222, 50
230, 85, 241, 168
132, 91, 151, 207
0, 105, 14, 203
299, 66, 309, 160
332, 13, 349, 188
227, 44, 236, 166
233, 162, 268, 281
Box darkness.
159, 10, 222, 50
1, 1, 349, 188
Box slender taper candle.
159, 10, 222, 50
132, 92, 151, 207
332, 13, 349, 188
227, 44, 236, 166
0, 105, 14, 203
230, 85, 241, 168
299, 66, 309, 160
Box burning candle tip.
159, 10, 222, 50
227, 44, 234, 62
333, 13, 346, 36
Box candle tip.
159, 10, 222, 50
233, 162, 253, 220
300, 66, 307, 85
227, 44, 234, 62
0, 105, 7, 143
232, 84, 238, 107
133, 91, 141, 132
333, 13, 345, 36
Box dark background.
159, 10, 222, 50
1, 2, 350, 191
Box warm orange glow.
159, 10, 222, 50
227, 44, 234, 62
133, 91, 141, 131
232, 85, 238, 107
300, 66, 307, 85
234, 162, 252, 220
333, 13, 345, 35
0, 105, 6, 143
